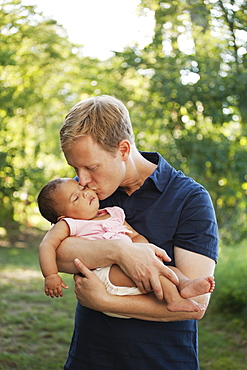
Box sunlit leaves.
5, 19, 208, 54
1, 0, 246, 241
116, 0, 247, 241
0, 1, 100, 230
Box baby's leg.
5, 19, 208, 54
109, 264, 136, 287
109, 265, 205, 312
160, 275, 205, 312
170, 266, 215, 298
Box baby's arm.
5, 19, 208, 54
124, 221, 149, 243
39, 221, 70, 298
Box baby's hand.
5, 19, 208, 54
44, 273, 69, 298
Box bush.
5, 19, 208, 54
211, 241, 247, 318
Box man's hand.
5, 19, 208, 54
73, 259, 109, 310
117, 242, 179, 300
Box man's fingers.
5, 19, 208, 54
150, 277, 164, 301
137, 277, 164, 301
136, 280, 152, 295
155, 246, 171, 262
163, 265, 179, 285
74, 258, 91, 279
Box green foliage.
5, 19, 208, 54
211, 241, 247, 317
115, 0, 247, 242
0, 1, 72, 229
0, 0, 246, 243
0, 0, 118, 233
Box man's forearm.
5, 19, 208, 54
56, 236, 122, 273
96, 292, 206, 322
73, 258, 211, 321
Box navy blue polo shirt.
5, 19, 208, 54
65, 152, 219, 370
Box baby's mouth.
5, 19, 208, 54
89, 196, 95, 205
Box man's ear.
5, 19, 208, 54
118, 140, 130, 160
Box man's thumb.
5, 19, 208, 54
74, 258, 90, 277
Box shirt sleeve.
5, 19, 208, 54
173, 187, 219, 262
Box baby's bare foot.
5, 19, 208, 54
167, 297, 206, 313
180, 276, 215, 299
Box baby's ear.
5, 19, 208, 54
57, 215, 66, 221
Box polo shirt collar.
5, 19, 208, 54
140, 151, 174, 193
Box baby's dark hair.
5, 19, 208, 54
37, 178, 65, 224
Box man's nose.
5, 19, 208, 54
77, 169, 92, 187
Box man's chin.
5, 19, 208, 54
97, 192, 110, 201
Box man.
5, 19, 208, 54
57, 95, 218, 369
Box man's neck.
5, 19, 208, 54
121, 147, 157, 195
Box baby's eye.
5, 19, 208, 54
73, 196, 79, 202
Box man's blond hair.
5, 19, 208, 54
60, 95, 134, 154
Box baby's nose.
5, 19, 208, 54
82, 189, 89, 198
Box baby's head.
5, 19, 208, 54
37, 178, 99, 224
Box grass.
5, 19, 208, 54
0, 229, 76, 370
0, 229, 247, 369
198, 240, 247, 370
199, 308, 247, 369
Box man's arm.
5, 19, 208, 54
73, 258, 205, 321
72, 246, 216, 321
56, 237, 179, 299
174, 247, 216, 307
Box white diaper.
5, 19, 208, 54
93, 266, 142, 318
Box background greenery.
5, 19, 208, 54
0, 0, 246, 239
0, 0, 246, 368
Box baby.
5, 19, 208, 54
37, 178, 215, 317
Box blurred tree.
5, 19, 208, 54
0, 0, 147, 234
0, 0, 110, 232
113, 0, 247, 241
1, 0, 246, 242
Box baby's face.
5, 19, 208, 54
57, 179, 100, 220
